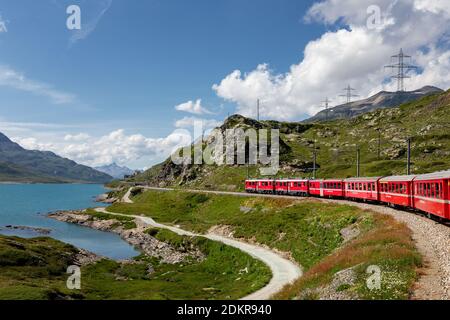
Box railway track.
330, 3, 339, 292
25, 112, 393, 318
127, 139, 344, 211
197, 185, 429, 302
128, 186, 450, 299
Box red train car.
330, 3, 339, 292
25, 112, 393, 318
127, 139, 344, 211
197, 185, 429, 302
287, 179, 309, 196
379, 175, 415, 208
308, 180, 323, 196
344, 177, 381, 201
255, 179, 275, 194
322, 179, 345, 198
413, 171, 450, 220
245, 180, 258, 193
275, 180, 289, 195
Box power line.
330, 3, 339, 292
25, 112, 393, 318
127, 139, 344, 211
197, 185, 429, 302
257, 99, 260, 121
385, 48, 418, 92
340, 85, 359, 104
407, 137, 412, 175
322, 97, 332, 121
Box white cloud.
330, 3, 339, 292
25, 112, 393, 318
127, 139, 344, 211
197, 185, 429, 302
0, 15, 7, 33
413, 0, 450, 15
213, 0, 450, 120
12, 129, 192, 168
15, 137, 54, 152
64, 133, 90, 142
175, 99, 213, 115
0, 66, 76, 104
69, 0, 113, 46
174, 116, 221, 129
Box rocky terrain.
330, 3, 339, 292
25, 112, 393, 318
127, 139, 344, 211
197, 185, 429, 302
48, 210, 205, 264
129, 88, 450, 190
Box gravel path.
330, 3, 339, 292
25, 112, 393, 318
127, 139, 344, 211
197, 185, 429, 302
99, 189, 302, 300
121, 188, 133, 203
136, 186, 450, 300
321, 199, 450, 300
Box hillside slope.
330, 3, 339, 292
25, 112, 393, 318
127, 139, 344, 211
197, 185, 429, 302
305, 86, 443, 123
130, 89, 450, 191
0, 132, 112, 183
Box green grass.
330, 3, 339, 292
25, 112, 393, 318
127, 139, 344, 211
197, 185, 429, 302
109, 189, 421, 299
83, 209, 137, 230
274, 214, 421, 300
0, 236, 80, 300
110, 189, 368, 269
0, 229, 270, 300
80, 232, 270, 300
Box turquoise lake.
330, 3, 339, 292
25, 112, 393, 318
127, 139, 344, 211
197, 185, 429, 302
0, 184, 139, 260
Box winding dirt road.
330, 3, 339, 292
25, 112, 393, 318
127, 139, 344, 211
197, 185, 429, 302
127, 186, 450, 300
101, 188, 303, 300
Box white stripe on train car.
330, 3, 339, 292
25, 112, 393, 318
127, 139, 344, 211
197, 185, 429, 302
414, 195, 450, 204
379, 192, 410, 198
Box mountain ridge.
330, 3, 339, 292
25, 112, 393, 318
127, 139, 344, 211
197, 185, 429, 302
128, 88, 450, 191
304, 86, 443, 123
0, 132, 113, 183
95, 163, 134, 179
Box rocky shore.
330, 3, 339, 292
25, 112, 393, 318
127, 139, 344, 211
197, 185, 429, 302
48, 210, 205, 264
2, 225, 51, 235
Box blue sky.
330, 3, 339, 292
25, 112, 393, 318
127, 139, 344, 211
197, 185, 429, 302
0, 0, 321, 136
0, 0, 449, 169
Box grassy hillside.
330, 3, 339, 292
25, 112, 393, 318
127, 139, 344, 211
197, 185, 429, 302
0, 162, 66, 183
109, 189, 421, 299
109, 190, 365, 268
0, 232, 270, 300
130, 89, 450, 191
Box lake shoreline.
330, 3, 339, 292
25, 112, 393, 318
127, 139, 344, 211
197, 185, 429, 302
0, 183, 139, 260
47, 209, 203, 264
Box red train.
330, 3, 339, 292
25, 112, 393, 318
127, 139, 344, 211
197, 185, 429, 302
245, 170, 450, 221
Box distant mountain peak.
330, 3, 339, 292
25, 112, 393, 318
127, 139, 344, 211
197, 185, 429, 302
95, 163, 134, 179
305, 85, 443, 123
